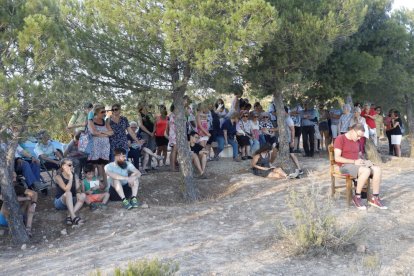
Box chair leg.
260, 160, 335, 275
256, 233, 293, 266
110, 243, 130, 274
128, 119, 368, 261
346, 177, 352, 207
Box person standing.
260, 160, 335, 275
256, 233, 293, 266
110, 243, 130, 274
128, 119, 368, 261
67, 102, 93, 135
300, 101, 317, 157
390, 110, 403, 157
361, 103, 377, 146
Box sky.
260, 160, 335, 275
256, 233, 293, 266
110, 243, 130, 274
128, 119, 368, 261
392, 0, 414, 11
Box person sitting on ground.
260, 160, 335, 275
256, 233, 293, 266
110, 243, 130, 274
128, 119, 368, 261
334, 123, 387, 210
54, 158, 86, 225
14, 144, 48, 191
251, 144, 289, 179
104, 148, 142, 210
63, 131, 88, 179
67, 102, 93, 136
0, 172, 38, 237
189, 132, 209, 178
81, 164, 110, 210
34, 131, 63, 170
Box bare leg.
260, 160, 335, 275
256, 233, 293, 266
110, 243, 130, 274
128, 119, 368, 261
62, 191, 76, 219
289, 153, 301, 169
102, 192, 110, 204
268, 168, 287, 178
192, 153, 203, 174
246, 145, 251, 156
394, 144, 401, 157
356, 166, 371, 194
161, 146, 168, 165
112, 179, 126, 199
199, 153, 207, 173
370, 166, 382, 195
142, 152, 149, 170
73, 193, 86, 213
170, 145, 178, 171
128, 178, 140, 197
96, 165, 107, 187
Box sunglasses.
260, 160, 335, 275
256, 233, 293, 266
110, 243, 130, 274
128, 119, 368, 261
112, 108, 120, 112
100, 110, 107, 114
242, 115, 249, 117
262, 116, 269, 118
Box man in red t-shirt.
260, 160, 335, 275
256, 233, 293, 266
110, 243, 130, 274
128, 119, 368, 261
334, 123, 387, 210
361, 103, 378, 146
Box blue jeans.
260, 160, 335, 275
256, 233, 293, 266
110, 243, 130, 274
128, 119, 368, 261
250, 139, 260, 154
216, 136, 238, 158
16, 159, 41, 187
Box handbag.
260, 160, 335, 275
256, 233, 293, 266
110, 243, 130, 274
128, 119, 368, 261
78, 126, 93, 155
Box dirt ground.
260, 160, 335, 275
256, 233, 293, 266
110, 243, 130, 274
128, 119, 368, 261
0, 139, 414, 275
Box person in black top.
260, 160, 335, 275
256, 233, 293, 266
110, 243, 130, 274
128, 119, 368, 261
189, 132, 209, 178
390, 110, 403, 157
53, 158, 86, 225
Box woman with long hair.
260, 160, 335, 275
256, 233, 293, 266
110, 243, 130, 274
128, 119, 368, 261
251, 144, 288, 179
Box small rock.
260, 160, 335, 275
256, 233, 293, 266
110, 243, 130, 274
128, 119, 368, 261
18, 254, 23, 258
126, 224, 131, 227
48, 244, 54, 248
60, 229, 67, 235
219, 221, 224, 225
120, 212, 124, 217
45, 239, 48, 243
30, 245, 35, 249
357, 244, 366, 253
43, 236, 47, 239
21, 244, 27, 250
141, 203, 149, 209
0, 229, 5, 236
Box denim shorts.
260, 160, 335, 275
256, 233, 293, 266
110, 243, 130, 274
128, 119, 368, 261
54, 196, 77, 210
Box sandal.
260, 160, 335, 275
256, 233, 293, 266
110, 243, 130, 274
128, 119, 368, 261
72, 216, 82, 225
65, 216, 73, 225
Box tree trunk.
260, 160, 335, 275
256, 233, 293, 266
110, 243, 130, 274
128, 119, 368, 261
404, 94, 414, 158
365, 138, 382, 164
0, 143, 29, 244
273, 89, 296, 173
170, 60, 198, 201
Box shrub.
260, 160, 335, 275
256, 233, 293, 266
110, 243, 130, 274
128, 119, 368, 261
278, 183, 360, 255
94, 259, 179, 276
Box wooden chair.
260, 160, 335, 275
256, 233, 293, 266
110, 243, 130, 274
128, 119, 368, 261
328, 144, 370, 206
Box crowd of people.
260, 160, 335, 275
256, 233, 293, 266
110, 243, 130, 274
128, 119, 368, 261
0, 94, 403, 236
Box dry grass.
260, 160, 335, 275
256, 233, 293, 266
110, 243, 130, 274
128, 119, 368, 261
93, 259, 179, 276
278, 182, 360, 255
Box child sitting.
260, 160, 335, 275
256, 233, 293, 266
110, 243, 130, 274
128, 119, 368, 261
81, 164, 110, 210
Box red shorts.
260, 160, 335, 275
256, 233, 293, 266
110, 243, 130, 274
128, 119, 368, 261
87, 194, 105, 203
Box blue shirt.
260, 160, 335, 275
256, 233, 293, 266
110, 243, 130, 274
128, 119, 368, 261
300, 109, 317, 126
221, 119, 237, 137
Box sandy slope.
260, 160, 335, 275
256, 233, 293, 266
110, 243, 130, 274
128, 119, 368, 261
1, 143, 414, 275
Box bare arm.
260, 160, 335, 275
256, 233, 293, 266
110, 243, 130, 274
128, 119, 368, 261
251, 154, 271, 171
54, 174, 73, 192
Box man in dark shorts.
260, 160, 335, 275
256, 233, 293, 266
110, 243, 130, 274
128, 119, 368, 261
334, 123, 387, 210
